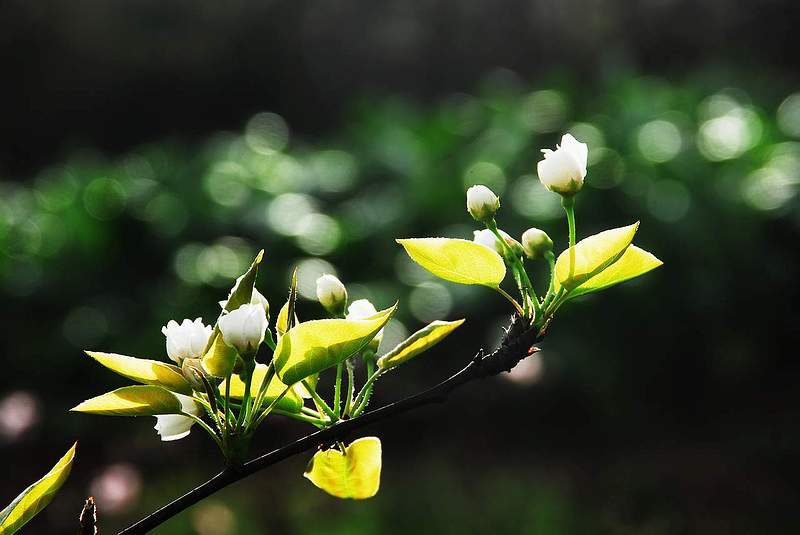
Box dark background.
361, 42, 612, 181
1, 1, 799, 533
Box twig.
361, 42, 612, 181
119, 316, 543, 534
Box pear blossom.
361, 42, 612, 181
521, 228, 554, 259
473, 229, 524, 260
536, 133, 588, 196
466, 185, 500, 222
316, 274, 348, 316
154, 393, 203, 442
161, 318, 212, 365
347, 299, 383, 353
220, 285, 270, 319
218, 303, 268, 357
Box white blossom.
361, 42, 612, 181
316, 274, 348, 316
537, 133, 588, 196
466, 185, 500, 222
218, 303, 268, 357
347, 299, 383, 353
154, 394, 202, 442
161, 318, 212, 365
521, 228, 554, 259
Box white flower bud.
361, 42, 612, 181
154, 393, 202, 441
466, 185, 500, 222
347, 299, 383, 354
316, 274, 348, 316
161, 318, 212, 365
473, 229, 523, 262
536, 133, 588, 196
521, 228, 554, 259
220, 286, 270, 321
218, 303, 268, 358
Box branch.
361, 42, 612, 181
119, 316, 544, 534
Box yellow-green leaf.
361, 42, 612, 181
274, 305, 397, 385
201, 334, 238, 378
0, 443, 76, 535
555, 222, 639, 290
71, 385, 189, 416
275, 269, 299, 339
397, 238, 506, 287
304, 437, 382, 499
224, 249, 264, 313
563, 245, 663, 298
219, 363, 303, 412
85, 351, 191, 394
377, 319, 465, 370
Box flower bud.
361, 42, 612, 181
154, 393, 203, 442
466, 185, 500, 222
161, 318, 212, 365
218, 303, 268, 359
346, 299, 383, 355
536, 133, 588, 196
521, 228, 554, 259
316, 274, 348, 316
473, 229, 524, 263
181, 357, 211, 391
220, 287, 270, 323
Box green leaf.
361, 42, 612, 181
396, 238, 506, 287
201, 334, 238, 378
377, 319, 465, 370
0, 443, 76, 535
224, 249, 264, 312
304, 437, 382, 499
85, 351, 191, 394
70, 385, 193, 416
275, 268, 299, 339
562, 245, 663, 299
555, 222, 639, 290
219, 363, 303, 412
274, 304, 397, 385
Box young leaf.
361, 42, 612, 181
303, 437, 382, 499
555, 222, 639, 290
0, 443, 76, 535
275, 268, 299, 339
223, 249, 265, 313
219, 363, 303, 413
200, 334, 238, 378
562, 245, 663, 298
274, 305, 397, 385
396, 238, 506, 287
377, 319, 465, 370
71, 385, 194, 416
85, 351, 191, 394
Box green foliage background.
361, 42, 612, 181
1, 70, 799, 533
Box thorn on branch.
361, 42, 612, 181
78, 496, 98, 535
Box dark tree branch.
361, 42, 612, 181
119, 317, 544, 534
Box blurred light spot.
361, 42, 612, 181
637, 120, 682, 163
378, 319, 409, 354
567, 123, 605, 164
307, 150, 357, 193
520, 90, 567, 133
587, 149, 626, 189
699, 92, 746, 120
409, 282, 452, 322
341, 188, 403, 238
0, 391, 39, 442
647, 180, 691, 222
462, 161, 506, 195
295, 258, 337, 300
191, 501, 236, 535
123, 155, 156, 181
267, 193, 317, 236
441, 93, 484, 136
2, 220, 42, 258
90, 464, 142, 515
510, 175, 562, 219
697, 107, 762, 161
174, 243, 205, 285
63, 306, 108, 347
204, 162, 249, 207
741, 166, 799, 211
777, 93, 800, 138
295, 213, 342, 256
245, 112, 289, 155
32, 213, 67, 257
503, 353, 544, 385
394, 251, 433, 286
34, 168, 78, 211
1, 260, 43, 296
194, 242, 250, 286
250, 153, 310, 193
83, 177, 127, 220
142, 192, 189, 237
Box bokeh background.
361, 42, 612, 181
2, 1, 800, 533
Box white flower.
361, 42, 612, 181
154, 394, 202, 442
466, 185, 500, 222
161, 318, 212, 365
536, 133, 588, 196
218, 303, 268, 357
521, 228, 554, 259
220, 285, 270, 318
347, 299, 383, 353
473, 229, 505, 254
316, 274, 348, 316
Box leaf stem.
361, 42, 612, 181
562, 196, 577, 279
303, 379, 337, 421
